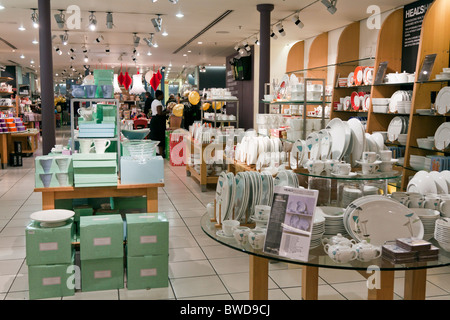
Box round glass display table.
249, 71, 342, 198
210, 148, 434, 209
201, 213, 450, 300
295, 170, 402, 207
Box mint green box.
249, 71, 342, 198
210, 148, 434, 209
26, 219, 75, 266
80, 215, 124, 260
28, 253, 75, 300
81, 257, 124, 292
73, 205, 94, 222
125, 213, 168, 257
126, 255, 168, 290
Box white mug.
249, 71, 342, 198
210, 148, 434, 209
379, 150, 392, 161
337, 162, 351, 175
379, 162, 393, 172
423, 195, 440, 210
254, 205, 271, 221
248, 230, 266, 250
222, 220, 240, 237
439, 200, 450, 218
93, 139, 111, 154
79, 139, 94, 154
408, 195, 424, 208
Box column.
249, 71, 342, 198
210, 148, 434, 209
38, 0, 56, 155
257, 4, 274, 114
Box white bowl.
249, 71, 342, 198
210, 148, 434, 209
373, 105, 388, 113
417, 138, 434, 149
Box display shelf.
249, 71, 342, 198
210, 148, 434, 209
201, 98, 239, 128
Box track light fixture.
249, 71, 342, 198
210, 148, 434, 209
321, 0, 338, 14
292, 14, 304, 29
54, 10, 65, 29
82, 45, 88, 53
70, 55, 76, 61
88, 11, 97, 31
151, 14, 162, 32
55, 47, 62, 55
169, 0, 179, 4
105, 47, 110, 54
270, 29, 278, 40
31, 9, 39, 28
84, 55, 89, 63
234, 45, 240, 53
60, 31, 69, 45
143, 33, 156, 47
133, 33, 141, 47
95, 35, 104, 43
106, 12, 114, 29
276, 22, 286, 36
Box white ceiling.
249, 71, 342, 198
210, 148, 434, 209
0, 0, 415, 81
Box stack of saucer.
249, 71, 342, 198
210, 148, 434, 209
411, 208, 440, 241
434, 218, 450, 252
310, 211, 326, 249
316, 207, 348, 238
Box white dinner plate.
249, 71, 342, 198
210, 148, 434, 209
326, 118, 347, 160
387, 117, 404, 141
347, 118, 365, 164
436, 87, 450, 115
434, 122, 450, 150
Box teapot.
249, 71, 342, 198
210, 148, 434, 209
324, 243, 357, 263
322, 233, 356, 247
353, 240, 382, 262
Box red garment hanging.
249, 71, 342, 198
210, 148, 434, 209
123, 65, 132, 90
118, 64, 125, 86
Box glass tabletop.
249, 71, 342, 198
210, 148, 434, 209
295, 170, 403, 181
201, 213, 450, 271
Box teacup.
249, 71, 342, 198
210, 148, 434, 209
54, 144, 64, 152
324, 159, 339, 174
233, 226, 250, 246
423, 194, 440, 210
407, 194, 424, 208
78, 107, 94, 121
222, 220, 240, 237
362, 152, 380, 163
248, 230, 266, 250
306, 160, 324, 175
93, 139, 111, 154
322, 233, 356, 248
254, 205, 271, 221
79, 139, 94, 154
439, 198, 450, 218
336, 162, 351, 175
379, 162, 393, 172
379, 150, 393, 161
361, 162, 379, 175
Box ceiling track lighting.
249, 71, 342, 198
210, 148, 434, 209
243, 42, 251, 52
169, 0, 179, 4
54, 10, 66, 29
292, 14, 304, 29
88, 11, 97, 31
95, 35, 104, 43
60, 31, 69, 45
133, 33, 141, 47
276, 22, 286, 36
270, 29, 278, 40
321, 0, 338, 15
84, 55, 89, 63
31, 9, 39, 29
82, 45, 88, 54
106, 12, 114, 29
151, 14, 162, 32
55, 47, 62, 55
143, 33, 155, 47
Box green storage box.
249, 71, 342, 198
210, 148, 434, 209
81, 257, 124, 292
125, 213, 168, 257
80, 215, 124, 260
126, 255, 168, 290
25, 219, 75, 266
28, 253, 75, 300
73, 205, 94, 222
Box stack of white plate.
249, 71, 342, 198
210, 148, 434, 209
315, 207, 347, 238
409, 155, 427, 171
387, 116, 408, 142
273, 170, 299, 188
434, 218, 450, 252
342, 187, 363, 208
310, 211, 326, 249
397, 101, 412, 114
411, 208, 441, 241
389, 90, 412, 113
434, 69, 450, 81
343, 195, 424, 246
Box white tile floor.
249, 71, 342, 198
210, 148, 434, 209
1, 127, 450, 300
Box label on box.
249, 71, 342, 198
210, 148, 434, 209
93, 237, 111, 246
140, 235, 157, 244
139, 215, 156, 219
140, 268, 157, 277
39, 242, 58, 251
93, 218, 110, 221
42, 277, 61, 286
94, 270, 112, 279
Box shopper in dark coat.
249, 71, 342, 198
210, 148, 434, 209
149, 90, 171, 157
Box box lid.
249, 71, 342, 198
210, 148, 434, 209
125, 212, 167, 225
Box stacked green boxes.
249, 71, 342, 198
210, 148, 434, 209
72, 153, 118, 187
26, 219, 76, 299
79, 215, 124, 292
125, 213, 169, 290
35, 155, 74, 188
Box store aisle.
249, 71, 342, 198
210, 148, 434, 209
1, 127, 450, 300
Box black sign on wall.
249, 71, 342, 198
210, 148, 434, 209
401, 0, 434, 73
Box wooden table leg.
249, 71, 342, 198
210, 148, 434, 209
302, 265, 319, 300
249, 255, 269, 300
404, 269, 427, 300
42, 192, 55, 210
0, 134, 7, 169
146, 187, 158, 213
367, 270, 395, 300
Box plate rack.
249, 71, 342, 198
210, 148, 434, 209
211, 198, 255, 229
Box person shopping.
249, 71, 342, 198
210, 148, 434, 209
149, 90, 171, 157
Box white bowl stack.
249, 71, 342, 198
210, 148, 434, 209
310, 211, 326, 249
434, 218, 450, 252
316, 207, 348, 238
411, 208, 441, 241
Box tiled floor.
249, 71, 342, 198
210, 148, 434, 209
1, 127, 450, 300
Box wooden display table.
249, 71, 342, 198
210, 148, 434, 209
34, 181, 164, 213
8, 131, 39, 155
201, 213, 450, 300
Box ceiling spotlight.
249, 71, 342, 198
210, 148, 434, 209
234, 45, 240, 53
68, 48, 75, 54
18, 25, 26, 31
162, 31, 168, 37
106, 12, 114, 29
82, 45, 88, 53
105, 47, 110, 54
151, 0, 158, 2
270, 29, 278, 39
169, 0, 179, 4
95, 35, 104, 43
133, 33, 141, 47
60, 31, 69, 45
254, 37, 260, 46
292, 14, 304, 29
147, 51, 152, 56
88, 11, 97, 31
31, 9, 39, 28
55, 47, 63, 55
84, 55, 89, 63
143, 33, 155, 47
321, 0, 338, 14
70, 55, 76, 61
151, 14, 162, 32
276, 22, 286, 36
20, 54, 25, 59
243, 42, 251, 52
54, 10, 65, 29
176, 12, 184, 18
32, 39, 39, 45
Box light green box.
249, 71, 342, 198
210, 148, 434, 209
81, 257, 124, 292
125, 213, 169, 257
80, 215, 124, 260
126, 255, 168, 290
28, 254, 75, 300
73, 205, 94, 222
73, 153, 117, 161
25, 219, 75, 266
